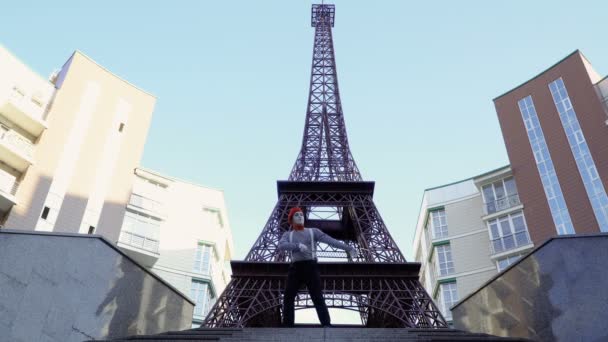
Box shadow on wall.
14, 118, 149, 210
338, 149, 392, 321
2, 173, 53, 230
0, 180, 194, 341
453, 235, 608, 342
95, 255, 190, 339
3, 172, 128, 244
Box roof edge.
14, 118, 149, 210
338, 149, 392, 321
493, 50, 580, 101
70, 50, 157, 98
423, 164, 510, 192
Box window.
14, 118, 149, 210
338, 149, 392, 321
203, 207, 224, 229
549, 78, 608, 232
488, 211, 531, 254
496, 254, 523, 272
118, 123, 125, 132
518, 95, 574, 235
122, 210, 161, 236
41, 206, 50, 220
194, 244, 215, 276
191, 280, 214, 318
482, 177, 520, 214
87, 226, 95, 234
439, 282, 458, 321
435, 245, 454, 276
430, 209, 448, 239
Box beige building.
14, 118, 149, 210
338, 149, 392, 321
412, 165, 534, 324
119, 168, 234, 328
1, 44, 235, 329
0, 45, 155, 241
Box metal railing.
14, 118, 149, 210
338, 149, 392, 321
0, 130, 33, 159
484, 193, 521, 215
7, 89, 46, 121
128, 193, 166, 217
0, 176, 19, 197
119, 230, 159, 254
490, 230, 531, 255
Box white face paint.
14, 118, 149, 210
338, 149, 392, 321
293, 211, 305, 226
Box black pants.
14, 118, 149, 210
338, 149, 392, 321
282, 260, 330, 326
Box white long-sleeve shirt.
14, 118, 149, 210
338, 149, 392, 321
278, 227, 353, 262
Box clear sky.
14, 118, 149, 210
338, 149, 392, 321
4, 0, 608, 260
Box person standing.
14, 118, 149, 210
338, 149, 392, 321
278, 207, 356, 327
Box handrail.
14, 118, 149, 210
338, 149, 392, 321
484, 193, 520, 215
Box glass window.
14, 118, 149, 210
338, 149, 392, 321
496, 254, 523, 272
203, 207, 224, 229
435, 245, 454, 276
482, 177, 520, 214
194, 244, 215, 275
191, 280, 214, 317
439, 282, 458, 321
488, 211, 531, 254
518, 95, 574, 235
122, 210, 161, 239
549, 78, 608, 232
430, 209, 448, 239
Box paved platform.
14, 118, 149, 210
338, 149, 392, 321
98, 326, 533, 341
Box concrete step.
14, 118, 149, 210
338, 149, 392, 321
98, 327, 531, 342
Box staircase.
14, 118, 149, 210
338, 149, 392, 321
97, 326, 532, 342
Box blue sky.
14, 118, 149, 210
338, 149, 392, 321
3, 0, 608, 260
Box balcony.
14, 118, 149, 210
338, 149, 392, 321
0, 129, 34, 172
0, 173, 18, 212
490, 230, 532, 255
117, 230, 160, 267
484, 194, 521, 215
0, 88, 49, 137
127, 193, 166, 219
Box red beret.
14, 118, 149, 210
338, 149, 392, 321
288, 207, 303, 224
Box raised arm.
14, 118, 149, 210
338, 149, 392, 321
313, 228, 354, 251
278, 231, 299, 252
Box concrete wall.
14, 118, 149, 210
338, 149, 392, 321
0, 230, 193, 342
453, 234, 608, 342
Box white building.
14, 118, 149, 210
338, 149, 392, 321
412, 165, 534, 325
118, 168, 234, 327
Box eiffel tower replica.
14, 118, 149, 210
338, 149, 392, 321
202, 3, 446, 329
101, 5, 532, 341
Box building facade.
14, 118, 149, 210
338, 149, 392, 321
494, 50, 608, 244
413, 166, 534, 324
119, 168, 234, 327
0, 45, 155, 243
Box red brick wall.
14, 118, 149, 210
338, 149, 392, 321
493, 52, 607, 244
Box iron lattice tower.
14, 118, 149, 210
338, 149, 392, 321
203, 4, 447, 328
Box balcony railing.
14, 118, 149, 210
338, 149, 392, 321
490, 230, 531, 255
119, 230, 159, 254
0, 130, 33, 160
484, 194, 521, 215
6, 89, 47, 121
0, 176, 19, 197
